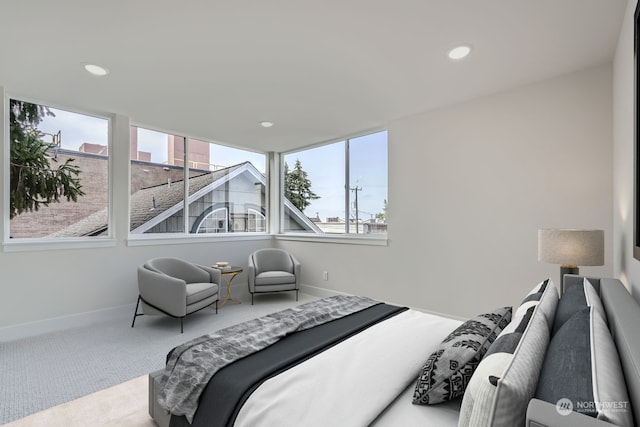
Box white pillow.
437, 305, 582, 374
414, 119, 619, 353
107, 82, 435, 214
458, 279, 558, 427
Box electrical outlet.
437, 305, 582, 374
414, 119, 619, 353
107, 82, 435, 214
322, 271, 328, 281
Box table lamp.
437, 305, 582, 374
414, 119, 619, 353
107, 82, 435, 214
538, 229, 604, 289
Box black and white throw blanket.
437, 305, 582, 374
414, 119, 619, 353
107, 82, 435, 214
158, 295, 379, 423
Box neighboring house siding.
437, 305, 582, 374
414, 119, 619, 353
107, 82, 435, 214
283, 214, 307, 232
156, 170, 266, 233
148, 213, 184, 234
130, 161, 186, 194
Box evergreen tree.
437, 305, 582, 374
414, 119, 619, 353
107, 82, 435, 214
284, 159, 319, 212
9, 100, 84, 219
375, 199, 388, 221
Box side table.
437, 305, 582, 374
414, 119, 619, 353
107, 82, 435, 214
214, 266, 243, 308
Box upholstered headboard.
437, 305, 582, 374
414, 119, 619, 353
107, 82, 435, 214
527, 276, 640, 426
598, 277, 640, 427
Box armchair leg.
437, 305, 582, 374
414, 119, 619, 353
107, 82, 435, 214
180, 317, 184, 334
296, 289, 299, 301
131, 295, 142, 328
251, 293, 254, 305
215, 300, 218, 314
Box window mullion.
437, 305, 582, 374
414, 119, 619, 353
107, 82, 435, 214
183, 137, 189, 235
270, 152, 280, 234
344, 139, 350, 234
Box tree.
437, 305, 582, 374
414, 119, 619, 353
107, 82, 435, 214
375, 199, 388, 221
9, 100, 84, 219
284, 159, 320, 212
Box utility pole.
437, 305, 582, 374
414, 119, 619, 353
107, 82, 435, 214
350, 186, 362, 234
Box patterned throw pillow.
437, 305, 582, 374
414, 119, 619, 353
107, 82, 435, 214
517, 279, 557, 324
458, 279, 558, 427
412, 306, 512, 405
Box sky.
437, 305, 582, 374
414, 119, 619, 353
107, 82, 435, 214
134, 127, 266, 174
37, 106, 387, 221
38, 108, 108, 149
38, 108, 266, 173
284, 131, 388, 221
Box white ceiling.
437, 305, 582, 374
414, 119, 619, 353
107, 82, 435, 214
0, 0, 627, 153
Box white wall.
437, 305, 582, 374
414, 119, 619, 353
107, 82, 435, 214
1, 61, 615, 331
280, 64, 613, 318
0, 239, 269, 328
613, 0, 640, 297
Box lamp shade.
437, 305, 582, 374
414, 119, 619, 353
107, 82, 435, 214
538, 229, 604, 267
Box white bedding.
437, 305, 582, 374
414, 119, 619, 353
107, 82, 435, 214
234, 309, 462, 427
371, 382, 462, 426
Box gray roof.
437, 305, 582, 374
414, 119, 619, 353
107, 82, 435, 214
48, 161, 321, 236
47, 207, 108, 237
129, 163, 245, 232
48, 163, 245, 237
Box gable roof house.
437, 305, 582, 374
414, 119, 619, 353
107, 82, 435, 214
129, 162, 267, 235
17, 154, 320, 238
128, 161, 320, 235
0, 0, 639, 346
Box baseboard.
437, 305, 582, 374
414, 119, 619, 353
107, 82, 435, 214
300, 284, 465, 321
299, 283, 352, 298
1, 287, 464, 341
0, 303, 136, 342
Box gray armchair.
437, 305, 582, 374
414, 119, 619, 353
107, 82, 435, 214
247, 248, 300, 305
132, 257, 220, 333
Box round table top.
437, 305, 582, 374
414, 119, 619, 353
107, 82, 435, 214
212, 265, 242, 274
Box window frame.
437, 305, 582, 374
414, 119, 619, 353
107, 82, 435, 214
194, 206, 229, 234
126, 123, 270, 244
248, 208, 266, 232
2, 92, 116, 252
633, 2, 640, 261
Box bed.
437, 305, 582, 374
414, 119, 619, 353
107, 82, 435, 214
148, 276, 640, 427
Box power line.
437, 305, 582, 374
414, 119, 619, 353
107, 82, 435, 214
350, 186, 362, 234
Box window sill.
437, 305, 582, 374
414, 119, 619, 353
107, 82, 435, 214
275, 233, 388, 246
126, 233, 273, 247
3, 237, 117, 252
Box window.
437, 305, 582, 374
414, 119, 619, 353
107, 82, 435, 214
8, 99, 110, 239
130, 127, 186, 234
129, 127, 267, 235
282, 130, 387, 235
248, 208, 266, 232
348, 132, 388, 235
194, 207, 228, 233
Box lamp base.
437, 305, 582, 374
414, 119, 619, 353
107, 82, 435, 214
560, 265, 579, 293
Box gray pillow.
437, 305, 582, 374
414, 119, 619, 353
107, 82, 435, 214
536, 306, 633, 426
412, 306, 512, 404
552, 277, 605, 335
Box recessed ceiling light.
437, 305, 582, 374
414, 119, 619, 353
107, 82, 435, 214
260, 121, 274, 128
447, 45, 472, 60
83, 63, 110, 76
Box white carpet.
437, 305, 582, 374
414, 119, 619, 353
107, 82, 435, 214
1, 292, 322, 424
2, 375, 152, 427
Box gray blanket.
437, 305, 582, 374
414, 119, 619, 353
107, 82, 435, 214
158, 295, 379, 422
